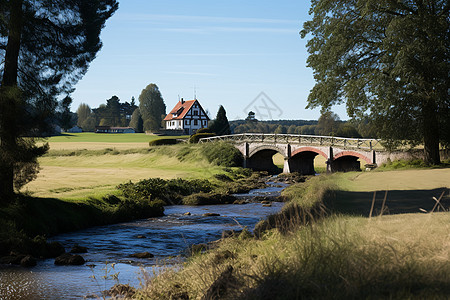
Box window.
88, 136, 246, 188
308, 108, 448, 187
194, 110, 198, 116
185, 120, 190, 125
194, 120, 198, 126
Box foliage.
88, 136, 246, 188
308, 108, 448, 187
76, 103, 92, 127
139, 83, 166, 131
202, 141, 243, 167
143, 116, 160, 132
129, 108, 143, 132
301, 0, 450, 164
92, 95, 137, 127
230, 119, 364, 138
57, 95, 75, 131
208, 105, 231, 135
0, 0, 118, 201
189, 132, 215, 143
117, 178, 213, 204
148, 138, 179, 146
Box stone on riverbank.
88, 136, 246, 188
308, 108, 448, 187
20, 255, 37, 267
54, 253, 85, 265
129, 252, 154, 259
203, 213, 220, 217
70, 244, 88, 253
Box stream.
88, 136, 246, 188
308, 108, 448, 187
0, 181, 287, 299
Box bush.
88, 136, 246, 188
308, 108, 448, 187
117, 178, 213, 204
189, 133, 215, 143
182, 192, 236, 205
196, 128, 214, 134
202, 142, 243, 167
149, 138, 179, 146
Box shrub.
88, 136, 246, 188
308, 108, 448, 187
182, 192, 236, 205
117, 178, 213, 204
189, 133, 215, 143
202, 142, 243, 167
196, 128, 214, 134
149, 138, 179, 146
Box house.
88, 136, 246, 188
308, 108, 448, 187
95, 126, 136, 133
164, 98, 209, 135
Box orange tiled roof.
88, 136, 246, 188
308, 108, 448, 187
164, 100, 196, 121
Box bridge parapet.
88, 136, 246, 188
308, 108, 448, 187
200, 133, 381, 150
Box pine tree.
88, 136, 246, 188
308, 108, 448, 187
0, 0, 118, 201
209, 105, 231, 135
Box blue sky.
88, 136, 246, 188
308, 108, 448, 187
71, 0, 348, 121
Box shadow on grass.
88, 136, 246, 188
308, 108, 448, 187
326, 188, 449, 217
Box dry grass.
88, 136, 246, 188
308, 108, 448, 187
138, 170, 450, 299
140, 212, 450, 299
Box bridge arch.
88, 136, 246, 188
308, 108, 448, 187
286, 147, 329, 175
332, 151, 371, 172
246, 145, 286, 174
248, 144, 287, 159
333, 151, 371, 164
291, 147, 328, 160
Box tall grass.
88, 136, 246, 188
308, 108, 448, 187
138, 172, 450, 299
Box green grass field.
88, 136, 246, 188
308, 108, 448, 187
26, 133, 219, 200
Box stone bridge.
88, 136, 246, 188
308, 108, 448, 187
199, 133, 415, 174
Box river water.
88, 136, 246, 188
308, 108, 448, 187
0, 183, 286, 299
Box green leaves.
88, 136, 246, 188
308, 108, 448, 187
302, 0, 450, 162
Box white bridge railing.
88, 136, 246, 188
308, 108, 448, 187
199, 133, 381, 150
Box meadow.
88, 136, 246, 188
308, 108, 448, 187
28, 133, 222, 200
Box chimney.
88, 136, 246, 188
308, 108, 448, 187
181, 98, 184, 104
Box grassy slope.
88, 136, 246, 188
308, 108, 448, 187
26, 134, 222, 200
140, 169, 450, 299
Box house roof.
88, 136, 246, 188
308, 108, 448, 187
164, 99, 199, 121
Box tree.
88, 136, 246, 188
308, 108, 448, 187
301, 0, 449, 164
0, 0, 118, 201
77, 103, 92, 127
143, 117, 159, 133
245, 111, 257, 122
81, 115, 96, 132
139, 83, 166, 130
315, 111, 340, 136
209, 105, 231, 135
274, 125, 287, 134
58, 96, 74, 131
129, 108, 143, 133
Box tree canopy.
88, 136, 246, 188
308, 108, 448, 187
0, 0, 118, 201
138, 83, 166, 132
209, 105, 231, 135
301, 0, 449, 163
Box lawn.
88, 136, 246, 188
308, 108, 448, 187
39, 132, 189, 150
25, 138, 222, 200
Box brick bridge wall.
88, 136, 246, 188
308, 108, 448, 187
234, 142, 423, 174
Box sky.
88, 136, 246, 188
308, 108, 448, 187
70, 0, 348, 121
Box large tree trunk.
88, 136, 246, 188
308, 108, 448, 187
422, 98, 441, 165
0, 0, 23, 203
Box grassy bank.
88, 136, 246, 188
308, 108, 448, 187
139, 169, 450, 299
26, 142, 230, 200
0, 194, 165, 258
2, 139, 257, 259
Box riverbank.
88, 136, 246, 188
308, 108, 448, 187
139, 168, 450, 299
0, 141, 273, 265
